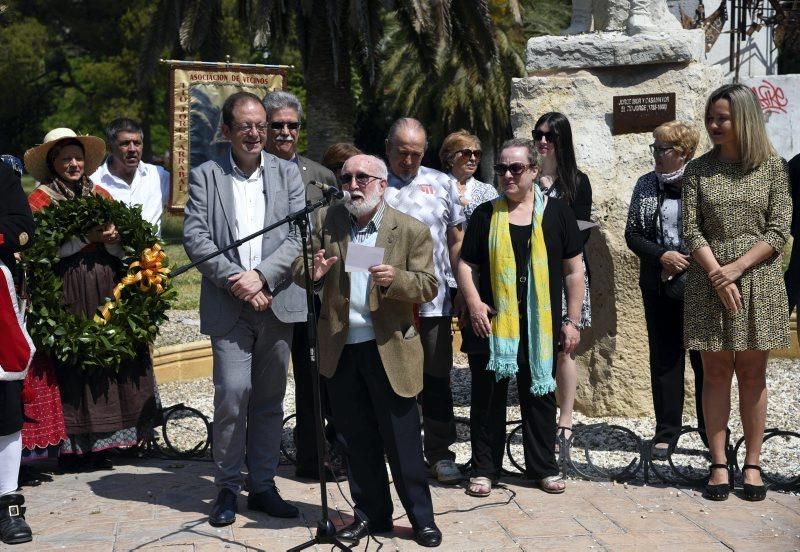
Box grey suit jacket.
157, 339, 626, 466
297, 154, 336, 202
183, 150, 307, 336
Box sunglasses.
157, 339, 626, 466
270, 121, 301, 130
457, 148, 482, 159
649, 144, 676, 156
339, 172, 381, 186
493, 163, 532, 176
533, 129, 556, 142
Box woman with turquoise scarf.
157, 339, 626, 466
457, 138, 585, 498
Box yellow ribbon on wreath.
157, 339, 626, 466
94, 243, 170, 324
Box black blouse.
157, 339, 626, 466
461, 198, 582, 345
543, 170, 592, 245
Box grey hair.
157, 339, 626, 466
344, 154, 389, 180
500, 138, 540, 167
368, 155, 389, 179
386, 117, 427, 145
262, 90, 303, 120
105, 117, 143, 143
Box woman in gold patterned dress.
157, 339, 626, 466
682, 84, 792, 502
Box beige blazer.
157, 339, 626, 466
292, 203, 437, 397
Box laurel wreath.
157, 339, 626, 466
25, 194, 175, 375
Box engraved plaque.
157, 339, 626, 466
612, 93, 677, 135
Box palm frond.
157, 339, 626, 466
179, 0, 217, 52
350, 0, 383, 83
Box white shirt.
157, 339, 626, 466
230, 153, 266, 271
91, 161, 170, 235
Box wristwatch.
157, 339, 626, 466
562, 315, 584, 330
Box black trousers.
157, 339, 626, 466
468, 353, 559, 481
325, 341, 434, 529
785, 239, 800, 314
0, 381, 23, 436
419, 316, 456, 465
291, 321, 337, 471
641, 288, 705, 443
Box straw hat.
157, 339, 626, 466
23, 128, 106, 182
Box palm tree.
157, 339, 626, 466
378, 0, 568, 178
138, 1, 544, 160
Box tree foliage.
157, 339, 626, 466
0, 0, 570, 165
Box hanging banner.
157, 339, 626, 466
166, 61, 287, 210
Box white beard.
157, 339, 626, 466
345, 190, 382, 218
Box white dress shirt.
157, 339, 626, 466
230, 153, 266, 271
91, 161, 170, 235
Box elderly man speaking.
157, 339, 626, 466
292, 154, 443, 547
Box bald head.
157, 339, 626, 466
385, 118, 427, 180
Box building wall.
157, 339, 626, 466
667, 0, 778, 78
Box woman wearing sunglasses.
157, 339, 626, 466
439, 130, 498, 225
624, 121, 705, 460
457, 138, 584, 497
532, 112, 592, 451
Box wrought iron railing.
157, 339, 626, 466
281, 413, 800, 491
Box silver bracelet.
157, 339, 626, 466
562, 315, 583, 330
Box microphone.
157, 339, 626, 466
310, 180, 350, 201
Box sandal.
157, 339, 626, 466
741, 465, 767, 502
703, 463, 731, 501
465, 476, 492, 497
539, 474, 566, 494
554, 426, 572, 455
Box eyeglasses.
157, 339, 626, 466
533, 129, 556, 142
649, 144, 676, 157
457, 148, 482, 160
493, 163, 532, 176
234, 122, 268, 134
339, 172, 381, 186
269, 121, 301, 131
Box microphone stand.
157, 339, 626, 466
170, 192, 350, 551
287, 198, 350, 552
171, 196, 330, 278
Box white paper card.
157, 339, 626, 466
345, 243, 385, 273
578, 220, 598, 231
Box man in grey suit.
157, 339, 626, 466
262, 90, 343, 482
183, 91, 306, 526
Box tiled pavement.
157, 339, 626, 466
11, 458, 800, 551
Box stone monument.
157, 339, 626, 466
511, 6, 724, 416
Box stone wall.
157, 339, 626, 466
511, 44, 724, 416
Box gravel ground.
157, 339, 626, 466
154, 309, 205, 348
155, 309, 800, 489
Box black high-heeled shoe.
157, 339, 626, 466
741, 464, 767, 501
703, 463, 731, 501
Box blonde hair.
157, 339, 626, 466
439, 130, 480, 170
705, 83, 776, 172
653, 121, 700, 160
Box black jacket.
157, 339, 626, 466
0, 163, 35, 276
625, 171, 685, 292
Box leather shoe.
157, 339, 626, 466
414, 523, 442, 547
295, 465, 347, 482
208, 488, 237, 527
337, 519, 393, 542
247, 486, 299, 518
